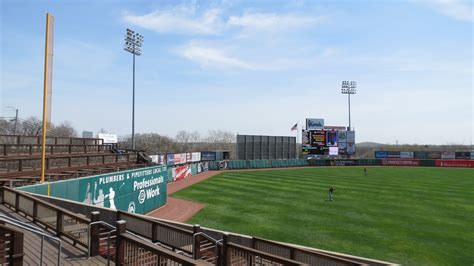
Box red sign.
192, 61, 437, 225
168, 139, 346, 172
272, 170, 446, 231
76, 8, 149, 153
435, 160, 474, 168
381, 159, 420, 166
174, 165, 191, 181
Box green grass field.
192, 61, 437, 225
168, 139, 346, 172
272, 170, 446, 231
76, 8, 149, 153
172, 167, 474, 266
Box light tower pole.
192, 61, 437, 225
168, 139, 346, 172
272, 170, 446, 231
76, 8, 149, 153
341, 81, 357, 131
124, 28, 144, 150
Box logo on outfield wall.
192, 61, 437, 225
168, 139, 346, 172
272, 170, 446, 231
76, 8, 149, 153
128, 201, 136, 213
138, 190, 146, 204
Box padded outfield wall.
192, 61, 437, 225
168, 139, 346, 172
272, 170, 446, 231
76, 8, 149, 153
19, 165, 167, 214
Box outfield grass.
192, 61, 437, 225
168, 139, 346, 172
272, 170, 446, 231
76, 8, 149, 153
172, 167, 474, 266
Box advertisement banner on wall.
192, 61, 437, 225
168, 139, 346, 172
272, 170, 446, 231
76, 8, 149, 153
166, 154, 175, 165
306, 118, 324, 130
382, 159, 420, 166
326, 131, 338, 147
427, 152, 441, 159
186, 153, 192, 162
173, 153, 187, 165
346, 131, 355, 142
98, 133, 118, 144
441, 151, 455, 159
20, 166, 168, 215
435, 160, 474, 168
174, 165, 192, 181
201, 152, 216, 161
338, 142, 347, 154
302, 130, 310, 145
455, 152, 470, 159
387, 151, 401, 158
400, 152, 414, 158
471, 152, 474, 160
335, 160, 359, 166
414, 151, 428, 159
347, 142, 356, 155
375, 151, 388, 158
192, 152, 201, 162
338, 131, 347, 142
150, 155, 159, 163
311, 130, 326, 146
197, 162, 210, 173
329, 147, 339, 156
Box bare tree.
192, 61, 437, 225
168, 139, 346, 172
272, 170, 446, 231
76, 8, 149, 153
18, 117, 43, 136
50, 121, 78, 137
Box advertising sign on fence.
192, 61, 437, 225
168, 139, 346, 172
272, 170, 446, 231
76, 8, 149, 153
186, 153, 192, 162
381, 159, 420, 166
347, 142, 356, 155
435, 160, 474, 168
427, 152, 441, 159
346, 131, 355, 142
167, 154, 175, 166
329, 147, 339, 156
20, 166, 167, 214
197, 162, 209, 172
174, 165, 192, 181
201, 151, 216, 161
326, 131, 338, 147
441, 151, 455, 159
334, 160, 359, 166
455, 152, 470, 160
471, 152, 474, 160
400, 152, 414, 158
192, 152, 201, 162
338, 131, 347, 142
387, 151, 401, 158
98, 133, 118, 144
338, 142, 347, 154
375, 151, 388, 158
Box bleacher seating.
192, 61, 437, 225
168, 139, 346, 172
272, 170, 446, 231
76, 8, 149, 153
0, 135, 153, 187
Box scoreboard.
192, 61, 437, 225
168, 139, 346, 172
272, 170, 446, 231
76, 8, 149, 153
302, 119, 355, 156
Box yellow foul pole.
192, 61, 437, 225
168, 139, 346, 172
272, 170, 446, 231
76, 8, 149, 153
41, 13, 54, 183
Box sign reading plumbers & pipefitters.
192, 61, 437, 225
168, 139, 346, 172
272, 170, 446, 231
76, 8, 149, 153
79, 165, 167, 214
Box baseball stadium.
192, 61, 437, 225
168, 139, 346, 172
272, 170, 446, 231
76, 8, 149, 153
1, 2, 473, 266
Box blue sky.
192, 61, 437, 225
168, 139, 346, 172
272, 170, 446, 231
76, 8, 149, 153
1, 0, 472, 145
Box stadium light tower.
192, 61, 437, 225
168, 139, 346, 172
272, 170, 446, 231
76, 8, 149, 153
124, 28, 144, 150
341, 81, 357, 131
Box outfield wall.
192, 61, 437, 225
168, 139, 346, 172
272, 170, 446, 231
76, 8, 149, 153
19, 165, 168, 214
221, 158, 474, 169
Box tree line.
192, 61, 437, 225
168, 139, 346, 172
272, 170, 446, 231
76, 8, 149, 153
0, 117, 235, 155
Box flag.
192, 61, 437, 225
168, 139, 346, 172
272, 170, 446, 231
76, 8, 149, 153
291, 123, 297, 131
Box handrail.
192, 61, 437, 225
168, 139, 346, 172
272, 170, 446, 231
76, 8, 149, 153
252, 236, 366, 265
87, 221, 115, 266
193, 231, 222, 262
3, 187, 90, 224
0, 214, 61, 265
227, 242, 305, 266
119, 231, 203, 265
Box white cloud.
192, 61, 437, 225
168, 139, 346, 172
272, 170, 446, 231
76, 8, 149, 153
123, 5, 222, 35
227, 12, 323, 31
177, 43, 256, 70
427, 0, 473, 22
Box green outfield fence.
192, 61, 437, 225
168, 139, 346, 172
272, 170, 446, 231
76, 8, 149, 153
220, 158, 472, 170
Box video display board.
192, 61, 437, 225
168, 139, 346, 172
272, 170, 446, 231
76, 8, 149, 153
311, 130, 326, 146
302, 119, 355, 156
